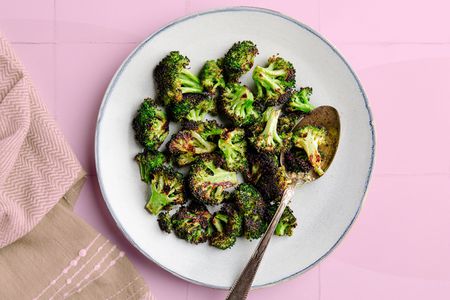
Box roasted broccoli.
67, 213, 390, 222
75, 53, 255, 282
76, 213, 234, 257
277, 112, 300, 136
132, 98, 169, 150
243, 151, 279, 185
256, 165, 292, 202
284, 87, 314, 113
188, 154, 238, 205
218, 128, 248, 172
266, 204, 297, 236
145, 166, 186, 215
249, 106, 285, 154
171, 203, 213, 244
223, 41, 258, 82
170, 93, 215, 122
293, 125, 327, 176
284, 147, 313, 174
154, 51, 203, 106
134, 150, 166, 183
181, 120, 224, 140
168, 129, 217, 166
220, 83, 261, 127
252, 55, 296, 105
157, 211, 172, 233
210, 203, 243, 250
234, 183, 267, 240
199, 59, 225, 97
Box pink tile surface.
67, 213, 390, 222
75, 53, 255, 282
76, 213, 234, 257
2, 1, 450, 299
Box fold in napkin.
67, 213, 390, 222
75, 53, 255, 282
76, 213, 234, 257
0, 35, 153, 299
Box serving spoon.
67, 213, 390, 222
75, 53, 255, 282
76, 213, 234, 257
226, 106, 340, 300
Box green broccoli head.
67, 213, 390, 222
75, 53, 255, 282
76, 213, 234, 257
284, 147, 313, 174
218, 128, 248, 172
243, 151, 279, 185
256, 165, 292, 202
199, 59, 225, 96
210, 203, 243, 250
293, 125, 327, 176
154, 51, 203, 106
252, 55, 296, 105
266, 204, 297, 236
220, 83, 261, 127
249, 106, 286, 154
223, 41, 259, 82
284, 87, 314, 113
188, 154, 239, 205
145, 166, 186, 215
134, 150, 166, 183
171, 203, 213, 244
132, 98, 169, 150
170, 93, 215, 122
168, 130, 217, 162
234, 183, 267, 240
157, 211, 172, 233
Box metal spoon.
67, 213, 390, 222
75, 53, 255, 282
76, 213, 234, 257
226, 106, 340, 300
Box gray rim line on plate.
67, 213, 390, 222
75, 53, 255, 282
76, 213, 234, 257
94, 6, 376, 290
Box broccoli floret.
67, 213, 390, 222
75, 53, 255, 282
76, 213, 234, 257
134, 150, 166, 183
256, 165, 292, 202
277, 113, 300, 135
293, 125, 327, 176
284, 87, 314, 113
243, 151, 279, 185
223, 41, 258, 82
168, 130, 217, 165
218, 128, 248, 172
199, 59, 225, 97
188, 154, 239, 205
181, 120, 224, 140
249, 107, 285, 154
132, 98, 169, 150
234, 183, 267, 240
145, 166, 186, 215
252, 55, 296, 105
284, 147, 313, 174
157, 211, 172, 233
220, 83, 261, 127
170, 93, 215, 122
210, 204, 243, 250
154, 51, 203, 106
171, 203, 213, 244
266, 204, 297, 236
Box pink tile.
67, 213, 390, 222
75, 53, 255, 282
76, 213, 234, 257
55, 43, 137, 174
355, 57, 450, 174
187, 1, 320, 30
186, 266, 319, 300
320, 0, 450, 43
325, 175, 450, 281
0, 0, 54, 42
11, 43, 56, 116
55, 0, 187, 43
320, 259, 450, 300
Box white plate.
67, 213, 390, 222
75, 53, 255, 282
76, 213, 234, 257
95, 7, 375, 289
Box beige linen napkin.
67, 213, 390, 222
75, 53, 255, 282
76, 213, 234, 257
0, 34, 153, 299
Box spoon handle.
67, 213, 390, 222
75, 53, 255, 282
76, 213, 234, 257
226, 186, 296, 300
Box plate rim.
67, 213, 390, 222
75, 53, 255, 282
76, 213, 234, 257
95, 6, 376, 289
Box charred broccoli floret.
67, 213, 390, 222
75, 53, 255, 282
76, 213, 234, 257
284, 147, 313, 174
157, 211, 172, 233
218, 128, 248, 172
170, 93, 215, 122
168, 130, 217, 165
256, 165, 292, 202
210, 204, 243, 249
243, 151, 279, 185
199, 59, 225, 97
266, 204, 297, 236
234, 183, 267, 240
132, 98, 169, 150
293, 125, 327, 176
253, 55, 296, 105
284, 87, 314, 113
134, 150, 166, 183
277, 113, 300, 135
145, 166, 185, 215
171, 203, 213, 244
188, 154, 238, 205
220, 83, 261, 127
181, 120, 224, 140
154, 51, 203, 106
249, 107, 285, 154
223, 41, 258, 82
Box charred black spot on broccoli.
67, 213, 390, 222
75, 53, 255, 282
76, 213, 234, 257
223, 41, 258, 82
157, 211, 172, 233
256, 165, 292, 202
243, 151, 279, 185
284, 147, 313, 174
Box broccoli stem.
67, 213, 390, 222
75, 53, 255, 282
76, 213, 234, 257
146, 184, 168, 215
204, 161, 238, 184
291, 101, 314, 113
191, 131, 216, 153
179, 69, 203, 93
262, 108, 282, 145
254, 66, 283, 91
275, 223, 288, 236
